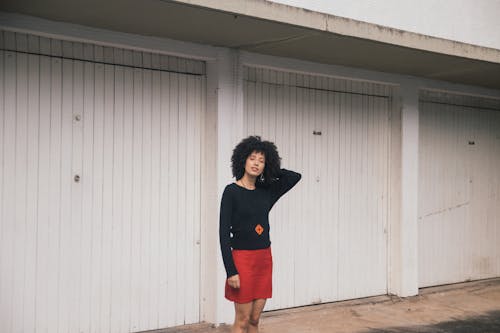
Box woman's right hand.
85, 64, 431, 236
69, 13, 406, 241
227, 274, 240, 289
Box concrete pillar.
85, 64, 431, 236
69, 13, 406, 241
204, 48, 245, 325
390, 81, 419, 297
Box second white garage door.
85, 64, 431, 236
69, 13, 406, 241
243, 67, 393, 311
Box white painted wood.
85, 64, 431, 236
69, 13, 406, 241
0, 48, 17, 333
0, 30, 206, 333
0, 29, 205, 75
418, 91, 500, 287
13, 34, 28, 333
0, 50, 4, 333
80, 59, 95, 333
243, 67, 392, 311
48, 54, 63, 333
396, 81, 419, 297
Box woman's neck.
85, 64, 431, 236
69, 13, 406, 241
239, 174, 256, 189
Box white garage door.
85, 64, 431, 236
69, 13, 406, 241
418, 90, 500, 287
243, 67, 392, 310
0, 31, 205, 333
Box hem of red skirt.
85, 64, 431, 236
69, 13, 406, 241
225, 295, 272, 304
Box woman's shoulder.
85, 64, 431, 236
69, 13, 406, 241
223, 182, 238, 194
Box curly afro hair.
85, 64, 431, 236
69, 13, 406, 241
231, 135, 281, 187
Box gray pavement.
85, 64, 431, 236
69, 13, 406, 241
158, 278, 500, 333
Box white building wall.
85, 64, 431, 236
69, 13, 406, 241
2, 11, 500, 331
269, 0, 500, 50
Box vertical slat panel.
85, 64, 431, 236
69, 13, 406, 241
13, 37, 28, 333
360, 89, 370, 295
0, 49, 4, 333
328, 85, 339, 302
80, 60, 95, 333
91, 60, 105, 333
302, 82, 311, 306
158, 70, 170, 328
476, 108, 495, 279
419, 100, 445, 282
419, 92, 500, 287
109, 53, 124, 332
338, 87, 351, 300
305, 83, 316, 303
130, 63, 142, 332
121, 65, 134, 333
366, 87, 375, 294
318, 84, 330, 301
36, 52, 51, 333
0, 30, 204, 331
185, 73, 196, 323
298, 81, 307, 305
1, 48, 16, 333
195, 73, 204, 322
494, 111, 500, 276
288, 84, 299, 306
24, 40, 40, 333
381, 97, 390, 292
495, 111, 500, 276
140, 67, 152, 331
178, 72, 188, 324
101, 63, 115, 333
371, 91, 379, 294
282, 83, 294, 308
71, 58, 84, 333
168, 72, 179, 326
23, 38, 40, 332
58, 58, 74, 333
149, 68, 161, 330
47, 55, 62, 333
244, 68, 391, 311
110, 61, 124, 333
378, 96, 389, 293
195, 77, 205, 312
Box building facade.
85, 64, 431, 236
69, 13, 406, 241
0, 1, 499, 332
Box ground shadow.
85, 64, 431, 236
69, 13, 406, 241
360, 310, 500, 333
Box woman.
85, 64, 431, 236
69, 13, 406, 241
219, 136, 301, 333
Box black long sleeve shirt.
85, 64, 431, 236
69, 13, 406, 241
219, 169, 302, 278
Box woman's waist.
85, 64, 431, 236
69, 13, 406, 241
232, 246, 272, 258
231, 238, 271, 250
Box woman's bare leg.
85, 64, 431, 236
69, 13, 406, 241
248, 299, 267, 333
233, 301, 253, 333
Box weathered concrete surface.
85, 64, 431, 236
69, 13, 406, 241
3, 1, 500, 90
158, 278, 500, 333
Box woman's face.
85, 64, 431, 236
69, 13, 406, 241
245, 151, 266, 178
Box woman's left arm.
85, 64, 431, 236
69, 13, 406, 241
269, 168, 302, 205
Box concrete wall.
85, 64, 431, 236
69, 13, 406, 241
269, 0, 500, 50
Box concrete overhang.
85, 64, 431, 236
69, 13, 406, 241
1, 0, 500, 90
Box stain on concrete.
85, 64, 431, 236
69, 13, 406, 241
361, 310, 500, 333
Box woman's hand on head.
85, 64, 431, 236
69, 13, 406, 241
227, 274, 240, 289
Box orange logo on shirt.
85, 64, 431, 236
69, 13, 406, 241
255, 224, 264, 235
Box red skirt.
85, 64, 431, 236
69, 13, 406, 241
225, 247, 273, 303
